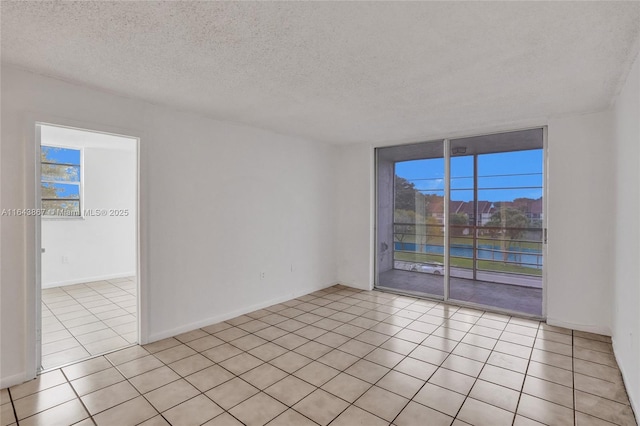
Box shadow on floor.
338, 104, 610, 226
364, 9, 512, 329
378, 269, 542, 316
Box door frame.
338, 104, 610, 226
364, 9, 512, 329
374, 125, 548, 320
24, 113, 147, 379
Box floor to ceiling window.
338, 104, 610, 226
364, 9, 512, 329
376, 128, 545, 317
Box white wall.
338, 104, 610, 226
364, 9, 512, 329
546, 111, 614, 334
41, 126, 137, 287
335, 144, 374, 290
335, 115, 616, 335
612, 52, 640, 413
0, 66, 338, 387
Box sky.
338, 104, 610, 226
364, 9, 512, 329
42, 146, 81, 165
395, 149, 543, 202
41, 146, 81, 199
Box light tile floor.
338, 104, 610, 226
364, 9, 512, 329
41, 277, 137, 370
3, 284, 636, 426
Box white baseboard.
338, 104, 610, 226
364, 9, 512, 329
546, 317, 611, 336
336, 279, 373, 291
42, 272, 136, 288
0, 372, 31, 390
612, 337, 639, 421
147, 281, 339, 343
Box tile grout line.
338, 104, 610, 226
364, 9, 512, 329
510, 320, 541, 426
572, 329, 576, 426
150, 287, 394, 424
7, 387, 20, 426
104, 353, 175, 426
241, 291, 526, 423
59, 368, 98, 426
41, 278, 138, 369
40, 298, 88, 369
14, 285, 627, 426
388, 307, 511, 425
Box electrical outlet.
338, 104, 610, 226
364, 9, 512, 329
62, 255, 69, 264
260, 272, 266, 279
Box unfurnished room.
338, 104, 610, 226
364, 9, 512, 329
1, 1, 639, 426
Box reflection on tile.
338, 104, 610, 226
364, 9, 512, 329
41, 277, 138, 369
1, 285, 634, 426
10, 370, 66, 400
62, 356, 111, 381
19, 398, 88, 426
429, 368, 475, 395
13, 383, 76, 420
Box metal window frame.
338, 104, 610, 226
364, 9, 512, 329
374, 126, 547, 320
40, 144, 84, 219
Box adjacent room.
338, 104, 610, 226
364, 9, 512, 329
1, 2, 639, 426
39, 124, 138, 370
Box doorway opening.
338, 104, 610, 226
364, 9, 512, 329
37, 123, 139, 370
376, 128, 545, 317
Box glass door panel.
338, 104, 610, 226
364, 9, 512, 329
448, 132, 544, 316
376, 141, 445, 298
449, 155, 475, 281
376, 128, 544, 318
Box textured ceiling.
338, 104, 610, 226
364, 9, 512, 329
2, 1, 639, 144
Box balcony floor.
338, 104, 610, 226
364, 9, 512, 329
378, 269, 542, 317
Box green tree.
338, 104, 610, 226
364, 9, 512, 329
394, 176, 426, 213
41, 147, 80, 213
426, 216, 443, 244
449, 213, 469, 236
486, 208, 530, 263
41, 148, 64, 199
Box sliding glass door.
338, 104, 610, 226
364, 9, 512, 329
376, 129, 545, 317
376, 140, 445, 298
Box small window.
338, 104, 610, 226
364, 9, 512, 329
41, 146, 82, 217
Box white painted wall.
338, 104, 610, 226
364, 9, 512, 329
612, 52, 640, 414
545, 111, 614, 334
41, 126, 137, 288
335, 144, 374, 291
0, 66, 338, 387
